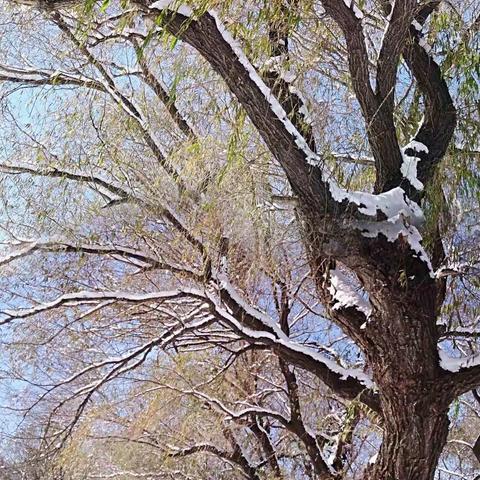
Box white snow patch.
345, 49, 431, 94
409, 20, 432, 55
281, 70, 296, 83
418, 35, 432, 54
358, 214, 433, 276
289, 85, 313, 124
412, 20, 422, 32
438, 348, 480, 372
299, 104, 312, 125
343, 0, 364, 19
328, 268, 372, 317
149, 0, 193, 17
332, 186, 424, 224
401, 140, 428, 191
386, 0, 395, 22
406, 140, 429, 154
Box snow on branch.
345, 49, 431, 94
440, 327, 480, 339
0, 289, 194, 322
147, 7, 434, 275
206, 10, 318, 166
331, 152, 375, 166
203, 286, 374, 389
168, 442, 259, 476
342, 0, 364, 20
0, 278, 376, 406
0, 239, 201, 278
327, 268, 372, 318
150, 0, 192, 16
439, 349, 480, 373
0, 64, 104, 90
176, 386, 291, 426
402, 4, 456, 197
400, 140, 429, 191
358, 213, 433, 276
435, 261, 477, 279
438, 346, 480, 400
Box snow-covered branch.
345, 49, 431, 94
1, 277, 378, 411
327, 267, 372, 319
439, 349, 480, 400
145, 6, 436, 281
0, 239, 201, 278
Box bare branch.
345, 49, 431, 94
0, 239, 201, 279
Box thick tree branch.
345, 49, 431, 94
318, 0, 403, 193
442, 362, 480, 400
376, 0, 416, 105
403, 24, 456, 197
149, 8, 334, 210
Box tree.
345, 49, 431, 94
0, 0, 478, 478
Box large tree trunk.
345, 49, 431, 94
306, 224, 452, 479
365, 281, 450, 480
369, 396, 449, 480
